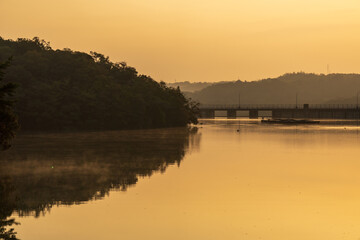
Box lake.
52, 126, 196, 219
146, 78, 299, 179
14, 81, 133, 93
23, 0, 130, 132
1, 119, 360, 240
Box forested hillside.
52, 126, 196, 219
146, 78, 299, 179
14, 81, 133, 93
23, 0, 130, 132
0, 37, 198, 131
188, 73, 360, 105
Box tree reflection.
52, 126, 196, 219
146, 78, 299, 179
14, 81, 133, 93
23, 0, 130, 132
0, 177, 19, 240
0, 127, 200, 224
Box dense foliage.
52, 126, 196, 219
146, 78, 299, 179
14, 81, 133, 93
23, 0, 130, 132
0, 37, 198, 131
0, 59, 19, 149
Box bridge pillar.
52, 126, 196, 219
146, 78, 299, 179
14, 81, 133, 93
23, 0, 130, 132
293, 109, 304, 118
249, 110, 258, 119
199, 109, 215, 119
227, 109, 237, 119
272, 110, 281, 118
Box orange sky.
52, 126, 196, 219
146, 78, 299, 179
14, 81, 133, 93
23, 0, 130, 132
1, 0, 360, 82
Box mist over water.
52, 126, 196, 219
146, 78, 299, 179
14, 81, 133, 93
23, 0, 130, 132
2, 120, 360, 240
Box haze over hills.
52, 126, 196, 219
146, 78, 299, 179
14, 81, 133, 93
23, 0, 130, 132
185, 73, 360, 105
167, 81, 231, 93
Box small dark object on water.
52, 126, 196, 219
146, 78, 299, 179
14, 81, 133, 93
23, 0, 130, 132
261, 118, 320, 124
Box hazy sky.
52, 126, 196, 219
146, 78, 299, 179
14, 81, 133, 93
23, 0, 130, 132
1, 0, 360, 82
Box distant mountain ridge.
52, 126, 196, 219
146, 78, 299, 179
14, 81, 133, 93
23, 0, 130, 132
167, 81, 233, 93
185, 73, 360, 105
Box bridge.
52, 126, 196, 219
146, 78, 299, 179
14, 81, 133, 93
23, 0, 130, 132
199, 104, 360, 119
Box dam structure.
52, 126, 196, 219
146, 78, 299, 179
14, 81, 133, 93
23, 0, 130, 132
199, 104, 360, 119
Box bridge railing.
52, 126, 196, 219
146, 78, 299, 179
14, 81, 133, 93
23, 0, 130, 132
309, 104, 358, 109
199, 104, 360, 110
199, 104, 300, 109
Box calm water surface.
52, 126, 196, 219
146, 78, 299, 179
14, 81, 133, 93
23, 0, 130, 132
2, 119, 360, 240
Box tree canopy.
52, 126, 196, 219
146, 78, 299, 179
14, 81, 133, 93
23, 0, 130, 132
0, 59, 19, 149
0, 37, 198, 131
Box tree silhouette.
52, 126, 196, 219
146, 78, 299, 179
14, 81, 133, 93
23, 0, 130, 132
0, 37, 198, 131
0, 58, 18, 150
0, 178, 19, 240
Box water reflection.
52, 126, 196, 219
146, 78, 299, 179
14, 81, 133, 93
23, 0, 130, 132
0, 177, 19, 240
0, 127, 200, 237
4, 120, 360, 240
